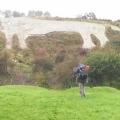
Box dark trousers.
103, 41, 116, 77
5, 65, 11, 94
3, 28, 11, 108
78, 82, 85, 97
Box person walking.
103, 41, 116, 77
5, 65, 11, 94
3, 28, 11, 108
73, 64, 90, 97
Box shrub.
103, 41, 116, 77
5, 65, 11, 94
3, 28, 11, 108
86, 49, 120, 87
11, 34, 20, 51
105, 26, 120, 52
26, 31, 84, 60
0, 31, 6, 50
105, 26, 120, 41
53, 58, 79, 88
34, 48, 47, 59
33, 72, 47, 87
33, 58, 54, 73
46, 31, 84, 46
90, 34, 101, 47
76, 47, 89, 56
55, 50, 66, 64
0, 50, 9, 75
18, 49, 33, 65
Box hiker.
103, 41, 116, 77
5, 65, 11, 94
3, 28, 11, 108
73, 64, 90, 97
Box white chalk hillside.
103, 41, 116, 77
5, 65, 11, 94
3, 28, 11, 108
0, 17, 120, 48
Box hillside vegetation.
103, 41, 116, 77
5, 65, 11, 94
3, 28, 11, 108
26, 31, 83, 58
0, 85, 120, 120
0, 18, 120, 88
1, 17, 120, 48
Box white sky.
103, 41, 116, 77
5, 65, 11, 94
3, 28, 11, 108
0, 0, 120, 20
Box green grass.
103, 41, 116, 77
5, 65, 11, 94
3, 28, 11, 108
0, 85, 120, 120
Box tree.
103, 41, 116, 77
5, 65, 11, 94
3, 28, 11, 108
4, 10, 12, 18
28, 10, 36, 17
90, 34, 101, 47
55, 50, 66, 64
0, 32, 7, 75
44, 11, 51, 17
35, 11, 43, 16
0, 31, 6, 50
86, 50, 120, 86
76, 12, 97, 20
11, 34, 20, 51
33, 58, 53, 73
0, 50, 8, 74
13, 11, 21, 17
54, 58, 78, 88
20, 13, 25, 17
88, 12, 96, 19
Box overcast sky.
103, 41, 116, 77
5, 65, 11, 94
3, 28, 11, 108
0, 0, 120, 20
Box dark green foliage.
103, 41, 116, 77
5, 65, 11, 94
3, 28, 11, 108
86, 50, 120, 87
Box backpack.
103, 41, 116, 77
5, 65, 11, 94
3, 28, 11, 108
73, 64, 85, 76
73, 64, 89, 83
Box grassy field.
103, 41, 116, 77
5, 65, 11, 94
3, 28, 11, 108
0, 85, 120, 120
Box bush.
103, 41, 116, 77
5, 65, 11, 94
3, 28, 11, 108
86, 49, 120, 87
46, 31, 84, 46
55, 50, 66, 64
26, 31, 85, 62
33, 58, 54, 73
33, 72, 47, 87
11, 34, 20, 51
0, 31, 6, 50
90, 34, 101, 47
76, 47, 89, 56
0, 50, 10, 75
105, 27, 120, 52
105, 26, 120, 41
52, 58, 79, 88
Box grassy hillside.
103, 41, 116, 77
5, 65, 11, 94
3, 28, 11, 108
1, 17, 117, 48
0, 86, 120, 120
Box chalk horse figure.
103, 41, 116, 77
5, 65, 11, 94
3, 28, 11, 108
73, 64, 90, 97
